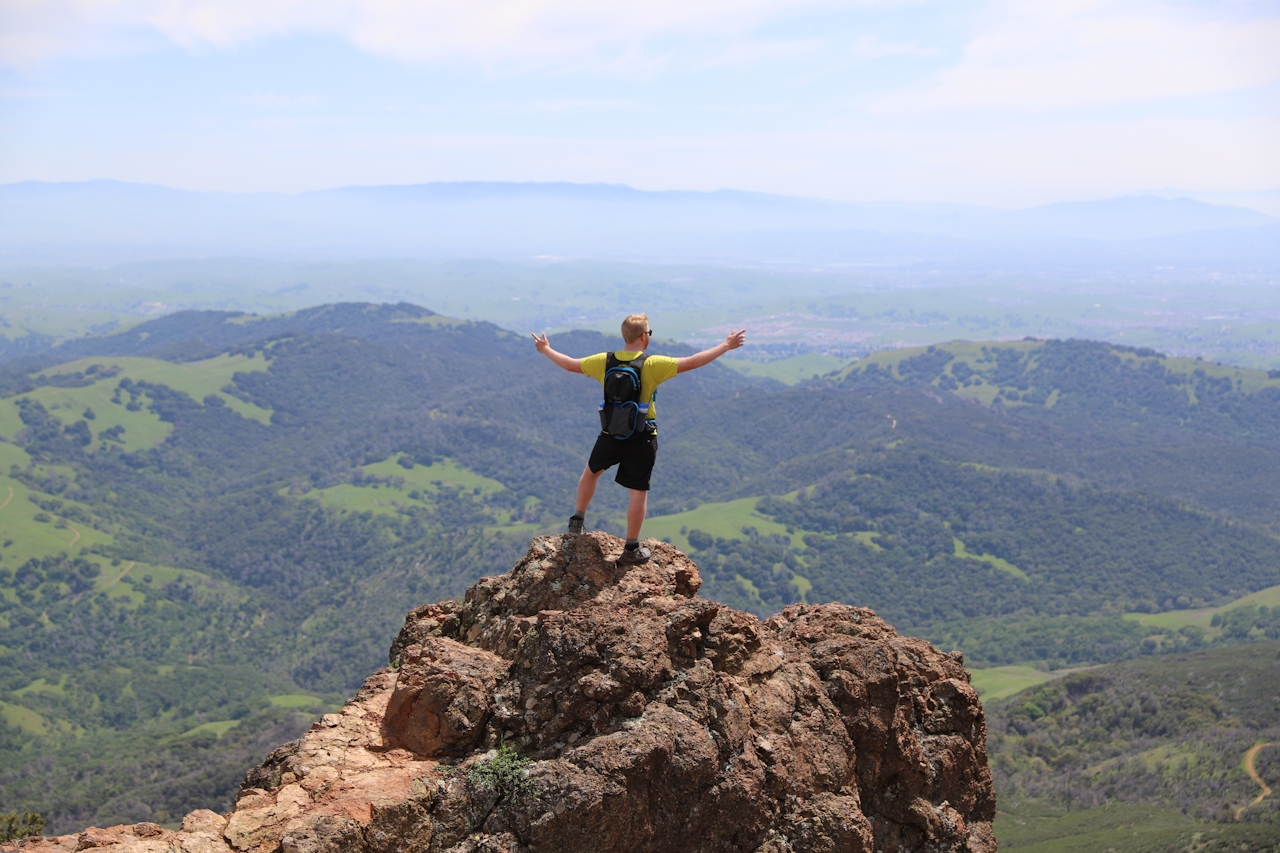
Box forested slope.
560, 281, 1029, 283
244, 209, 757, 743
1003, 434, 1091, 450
2, 305, 1280, 834
989, 642, 1280, 850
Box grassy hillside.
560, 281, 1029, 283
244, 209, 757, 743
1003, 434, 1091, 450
719, 353, 847, 384
996, 802, 1280, 853
2, 306, 1280, 832
988, 643, 1280, 849
1126, 583, 1280, 633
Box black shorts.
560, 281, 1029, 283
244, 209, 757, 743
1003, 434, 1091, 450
588, 431, 658, 491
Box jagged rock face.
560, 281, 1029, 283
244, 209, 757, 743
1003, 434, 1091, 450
9, 533, 995, 853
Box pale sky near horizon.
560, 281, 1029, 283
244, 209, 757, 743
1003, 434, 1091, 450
1, 0, 1277, 207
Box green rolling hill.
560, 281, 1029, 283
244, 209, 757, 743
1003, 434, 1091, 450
0, 304, 1278, 844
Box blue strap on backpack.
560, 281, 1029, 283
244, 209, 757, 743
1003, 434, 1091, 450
599, 352, 653, 439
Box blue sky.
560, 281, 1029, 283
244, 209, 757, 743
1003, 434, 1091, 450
1, 0, 1277, 206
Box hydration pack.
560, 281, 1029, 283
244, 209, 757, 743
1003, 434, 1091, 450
599, 352, 654, 439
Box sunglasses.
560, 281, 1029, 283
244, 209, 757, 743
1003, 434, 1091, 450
645, 329, 653, 336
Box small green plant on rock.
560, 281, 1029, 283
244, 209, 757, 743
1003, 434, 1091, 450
0, 811, 45, 841
467, 743, 539, 801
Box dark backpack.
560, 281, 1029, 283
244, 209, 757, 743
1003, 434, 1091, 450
599, 352, 653, 439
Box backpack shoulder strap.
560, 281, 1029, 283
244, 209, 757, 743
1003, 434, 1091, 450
629, 354, 653, 411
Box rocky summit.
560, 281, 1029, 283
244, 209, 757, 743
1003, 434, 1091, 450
8, 533, 995, 853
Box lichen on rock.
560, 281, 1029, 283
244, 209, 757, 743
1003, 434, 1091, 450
9, 532, 995, 853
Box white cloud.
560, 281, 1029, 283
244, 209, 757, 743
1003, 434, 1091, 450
0, 0, 137, 67
873, 0, 1280, 112
0, 0, 845, 70
3, 0, 1275, 202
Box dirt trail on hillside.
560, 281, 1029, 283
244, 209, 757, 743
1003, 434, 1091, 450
105, 560, 136, 590
0, 486, 12, 510
1236, 742, 1275, 820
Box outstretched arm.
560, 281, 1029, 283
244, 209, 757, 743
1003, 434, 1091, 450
676, 329, 746, 374
531, 333, 584, 373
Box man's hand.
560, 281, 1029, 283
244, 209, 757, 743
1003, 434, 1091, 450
531, 332, 584, 373
725, 329, 746, 350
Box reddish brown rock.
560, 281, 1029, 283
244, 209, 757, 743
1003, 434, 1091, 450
383, 638, 510, 757
9, 532, 995, 853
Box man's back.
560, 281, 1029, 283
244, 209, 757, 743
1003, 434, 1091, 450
580, 350, 679, 425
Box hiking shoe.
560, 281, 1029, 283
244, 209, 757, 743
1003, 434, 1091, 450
567, 515, 585, 535
617, 545, 651, 566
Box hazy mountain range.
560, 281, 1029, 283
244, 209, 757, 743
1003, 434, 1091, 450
2, 180, 1276, 270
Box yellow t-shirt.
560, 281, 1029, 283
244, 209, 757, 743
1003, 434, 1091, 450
581, 351, 679, 426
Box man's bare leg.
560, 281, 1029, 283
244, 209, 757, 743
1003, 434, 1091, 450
626, 488, 648, 540
575, 465, 605, 515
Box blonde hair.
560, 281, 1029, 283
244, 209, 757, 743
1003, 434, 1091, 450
621, 313, 650, 344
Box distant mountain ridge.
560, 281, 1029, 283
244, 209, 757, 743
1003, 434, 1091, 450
1, 179, 1274, 267
1133, 187, 1280, 218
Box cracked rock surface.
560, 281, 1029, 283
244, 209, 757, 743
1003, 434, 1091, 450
7, 533, 995, 853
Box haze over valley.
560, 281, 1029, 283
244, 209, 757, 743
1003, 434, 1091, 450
3, 179, 1280, 377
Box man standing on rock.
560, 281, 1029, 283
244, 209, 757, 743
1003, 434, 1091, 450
532, 313, 746, 565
